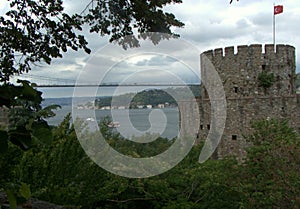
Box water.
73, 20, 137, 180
47, 105, 179, 139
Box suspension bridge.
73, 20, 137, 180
14, 74, 200, 88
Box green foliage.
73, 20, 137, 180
0, 143, 22, 189
0, 0, 186, 207
13, 117, 244, 208
19, 182, 31, 200
258, 71, 275, 89
99, 116, 123, 140
0, 0, 183, 81
0, 80, 60, 152
6, 189, 17, 209
0, 130, 8, 153
85, 0, 184, 49
131, 89, 177, 107
0, 0, 89, 82
0, 0, 185, 166
0, 80, 59, 209
95, 86, 200, 109
4, 182, 32, 209
107, 135, 174, 158
239, 119, 300, 208
0, 0, 184, 153
1, 116, 299, 209
248, 118, 297, 146
95, 89, 177, 108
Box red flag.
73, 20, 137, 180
274, 5, 283, 15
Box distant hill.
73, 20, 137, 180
95, 86, 201, 108
41, 86, 201, 108
95, 89, 176, 108
42, 97, 95, 107
42, 97, 72, 107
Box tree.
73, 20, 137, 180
238, 119, 300, 208
0, 0, 184, 82
13, 118, 243, 208
0, 0, 184, 152
0, 2, 184, 207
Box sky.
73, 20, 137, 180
1, 0, 299, 97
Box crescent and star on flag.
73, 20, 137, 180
227, 1, 284, 48
274, 5, 283, 15
229, 0, 284, 15
229, 1, 284, 16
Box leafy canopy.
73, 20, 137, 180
0, 0, 184, 152
0, 0, 184, 82
0, 2, 184, 206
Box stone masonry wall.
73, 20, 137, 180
196, 44, 300, 160
198, 95, 300, 160
178, 99, 200, 139
201, 44, 296, 98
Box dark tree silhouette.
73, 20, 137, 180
0, 0, 184, 152
0, 0, 184, 82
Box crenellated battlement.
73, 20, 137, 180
197, 44, 299, 160
200, 44, 296, 98
202, 44, 295, 59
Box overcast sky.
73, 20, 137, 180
1, 0, 299, 97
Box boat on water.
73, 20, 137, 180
107, 121, 120, 128
86, 117, 95, 122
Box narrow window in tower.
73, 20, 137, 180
234, 86, 238, 93
207, 124, 210, 130
232, 135, 237, 140
262, 64, 266, 71
200, 125, 203, 130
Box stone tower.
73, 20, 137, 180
198, 44, 300, 159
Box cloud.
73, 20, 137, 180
20, 0, 300, 90
134, 55, 177, 67
0, 1, 9, 15
96, 54, 199, 84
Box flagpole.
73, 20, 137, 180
273, 4, 283, 51
273, 3, 275, 49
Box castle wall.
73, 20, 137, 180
178, 99, 200, 139
198, 95, 300, 160
201, 44, 296, 98
195, 44, 300, 160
